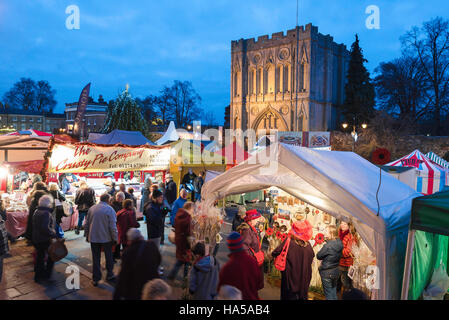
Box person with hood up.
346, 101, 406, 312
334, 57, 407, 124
271, 220, 315, 300
217, 232, 263, 300
170, 188, 188, 226
317, 225, 343, 300
189, 242, 220, 300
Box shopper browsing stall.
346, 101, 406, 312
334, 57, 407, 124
316, 225, 343, 300
236, 209, 265, 291
271, 220, 315, 300
25, 182, 50, 242
74, 181, 97, 235
170, 188, 188, 226
338, 221, 359, 293
115, 199, 139, 260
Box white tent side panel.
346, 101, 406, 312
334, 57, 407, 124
201, 143, 420, 300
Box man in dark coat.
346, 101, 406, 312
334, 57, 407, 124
217, 232, 263, 300
32, 195, 57, 282
165, 174, 177, 207
193, 172, 204, 201
25, 182, 50, 242
113, 228, 161, 300
144, 189, 165, 248
271, 220, 315, 300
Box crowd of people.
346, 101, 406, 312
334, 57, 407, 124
0, 172, 368, 301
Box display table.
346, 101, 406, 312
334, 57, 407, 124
5, 207, 80, 238
5, 210, 28, 238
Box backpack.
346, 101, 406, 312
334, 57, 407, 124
247, 225, 265, 267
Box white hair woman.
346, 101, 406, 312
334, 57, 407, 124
32, 194, 57, 282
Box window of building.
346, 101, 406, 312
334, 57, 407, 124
283, 65, 289, 92
21, 124, 26, 130
21, 117, 26, 122
275, 66, 281, 93
29, 117, 33, 122
12, 117, 17, 122
37, 118, 41, 123
256, 69, 261, 94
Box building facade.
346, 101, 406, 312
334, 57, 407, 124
0, 108, 65, 133
230, 23, 349, 133
65, 95, 108, 136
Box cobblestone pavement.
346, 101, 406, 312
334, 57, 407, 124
0, 205, 280, 300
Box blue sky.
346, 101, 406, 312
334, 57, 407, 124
0, 0, 447, 125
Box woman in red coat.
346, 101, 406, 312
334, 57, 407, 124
115, 199, 139, 260
167, 201, 194, 280
338, 221, 359, 292
236, 209, 264, 290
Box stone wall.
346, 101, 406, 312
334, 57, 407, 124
331, 130, 449, 161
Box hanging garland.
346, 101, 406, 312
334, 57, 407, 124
40, 136, 56, 183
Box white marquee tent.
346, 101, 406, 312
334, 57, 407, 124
201, 143, 420, 300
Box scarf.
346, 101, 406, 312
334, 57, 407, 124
339, 229, 349, 241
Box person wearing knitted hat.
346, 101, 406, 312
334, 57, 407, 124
271, 220, 315, 300
217, 232, 264, 300
236, 209, 265, 290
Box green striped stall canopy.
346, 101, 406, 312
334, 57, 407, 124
426, 151, 449, 169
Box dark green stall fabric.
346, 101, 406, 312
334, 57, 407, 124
408, 230, 449, 300
411, 191, 449, 237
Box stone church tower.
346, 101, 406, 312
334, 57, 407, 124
230, 23, 349, 133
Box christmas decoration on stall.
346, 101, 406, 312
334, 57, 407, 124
190, 201, 225, 254
371, 148, 391, 165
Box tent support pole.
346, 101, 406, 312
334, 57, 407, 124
401, 229, 416, 300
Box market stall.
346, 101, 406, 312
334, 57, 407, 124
401, 190, 449, 300
169, 139, 226, 200
201, 142, 420, 300
386, 150, 449, 195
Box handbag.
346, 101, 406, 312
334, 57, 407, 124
168, 228, 176, 244
61, 201, 72, 217
48, 239, 68, 262
248, 225, 265, 266
274, 237, 291, 271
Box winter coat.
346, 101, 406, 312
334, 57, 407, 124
140, 187, 150, 213
339, 232, 355, 267
232, 214, 244, 232
193, 176, 204, 194
116, 208, 139, 245
272, 237, 315, 299
0, 216, 9, 257
189, 255, 220, 300
165, 180, 177, 205
75, 187, 96, 212
32, 207, 57, 244
25, 189, 50, 240
237, 222, 261, 259
144, 201, 164, 239
50, 190, 66, 224
84, 201, 118, 244
316, 239, 343, 271
170, 197, 187, 226
174, 208, 192, 262
218, 250, 263, 300
110, 200, 123, 213
113, 239, 161, 300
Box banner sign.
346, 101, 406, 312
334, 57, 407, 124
73, 83, 91, 137
308, 131, 330, 148
276, 131, 302, 146
48, 143, 170, 173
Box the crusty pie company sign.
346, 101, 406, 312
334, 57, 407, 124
48, 144, 170, 173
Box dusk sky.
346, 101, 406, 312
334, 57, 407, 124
0, 0, 447, 124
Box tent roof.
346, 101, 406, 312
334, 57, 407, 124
387, 149, 445, 173
201, 143, 420, 299
156, 121, 179, 145
426, 151, 449, 169
6, 160, 44, 174
215, 141, 250, 164
411, 190, 449, 236
90, 129, 154, 146
5, 129, 52, 137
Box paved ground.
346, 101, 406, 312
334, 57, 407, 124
0, 204, 281, 300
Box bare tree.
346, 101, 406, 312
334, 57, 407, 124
3, 78, 56, 112
203, 110, 216, 126
401, 17, 449, 135
374, 55, 428, 131
170, 80, 202, 128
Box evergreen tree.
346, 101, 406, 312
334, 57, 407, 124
103, 88, 149, 134
342, 34, 375, 124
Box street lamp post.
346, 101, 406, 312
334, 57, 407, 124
342, 115, 367, 152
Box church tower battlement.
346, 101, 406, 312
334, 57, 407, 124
230, 23, 349, 134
